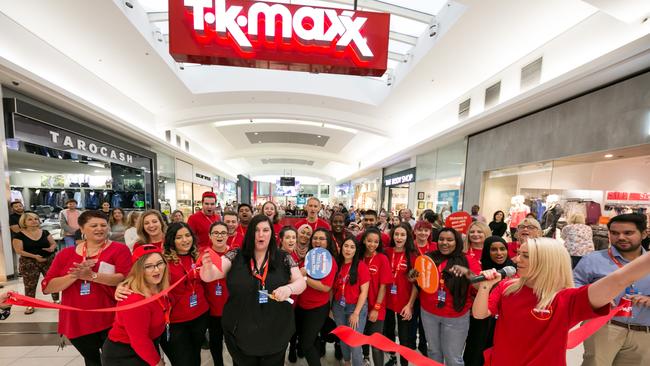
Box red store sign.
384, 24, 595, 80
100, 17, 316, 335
169, 0, 390, 76
606, 191, 650, 201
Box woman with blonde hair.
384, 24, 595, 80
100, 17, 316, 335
102, 244, 170, 366
561, 213, 594, 268
465, 221, 491, 263
471, 237, 650, 366
124, 211, 142, 252
134, 210, 167, 251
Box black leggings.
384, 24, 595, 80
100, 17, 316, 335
384, 309, 414, 366
363, 319, 385, 366
296, 304, 330, 366
69, 329, 109, 366
224, 331, 287, 366
102, 338, 161, 365
161, 312, 209, 366
208, 315, 225, 366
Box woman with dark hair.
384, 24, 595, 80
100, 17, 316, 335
384, 222, 418, 366
278, 226, 301, 362
489, 211, 507, 237
296, 228, 338, 366
359, 227, 392, 366
420, 228, 480, 366
333, 237, 370, 366
102, 244, 170, 366
463, 236, 515, 366
212, 215, 306, 364
109, 208, 128, 242
330, 212, 349, 254
44, 210, 132, 366
262, 201, 283, 239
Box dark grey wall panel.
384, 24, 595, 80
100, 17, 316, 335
464, 71, 650, 207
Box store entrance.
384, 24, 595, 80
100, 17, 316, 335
388, 184, 410, 216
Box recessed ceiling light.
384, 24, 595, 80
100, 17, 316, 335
258, 141, 262, 143
254, 132, 259, 135
317, 135, 322, 138
604, 154, 614, 158
23, 168, 39, 172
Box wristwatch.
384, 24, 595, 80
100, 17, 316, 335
91, 272, 98, 282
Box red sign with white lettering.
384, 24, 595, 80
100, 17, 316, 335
169, 0, 390, 76
606, 191, 650, 202
444, 211, 473, 235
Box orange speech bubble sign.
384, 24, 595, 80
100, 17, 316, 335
415, 255, 439, 294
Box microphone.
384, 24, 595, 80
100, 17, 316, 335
470, 266, 517, 284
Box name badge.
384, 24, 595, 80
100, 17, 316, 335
339, 296, 346, 307
80, 281, 91, 296
215, 284, 223, 296
436, 289, 446, 308
258, 289, 269, 304
189, 293, 198, 307
390, 284, 398, 295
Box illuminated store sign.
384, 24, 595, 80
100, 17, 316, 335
170, 0, 390, 76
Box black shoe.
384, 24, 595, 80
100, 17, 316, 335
297, 344, 304, 359
288, 346, 297, 363
335, 343, 343, 361
418, 344, 427, 355
385, 355, 397, 366
320, 340, 326, 357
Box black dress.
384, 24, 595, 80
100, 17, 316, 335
222, 249, 297, 357
489, 221, 507, 237
15, 230, 54, 258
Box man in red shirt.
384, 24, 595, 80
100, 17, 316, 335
356, 210, 390, 246
236, 203, 253, 238
224, 210, 243, 248
187, 192, 221, 249
294, 197, 331, 231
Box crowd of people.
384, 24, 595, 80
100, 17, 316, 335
2, 194, 650, 366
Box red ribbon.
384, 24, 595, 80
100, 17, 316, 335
7, 248, 222, 312
566, 304, 624, 349
331, 326, 442, 366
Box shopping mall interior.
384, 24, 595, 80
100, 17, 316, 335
0, 0, 649, 365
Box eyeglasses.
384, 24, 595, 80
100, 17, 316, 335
210, 231, 228, 237
518, 225, 538, 231
144, 261, 166, 272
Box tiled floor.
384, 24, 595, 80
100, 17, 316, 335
0, 279, 584, 365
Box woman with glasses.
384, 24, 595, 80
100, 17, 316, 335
204, 222, 232, 366
508, 218, 542, 258
102, 244, 169, 366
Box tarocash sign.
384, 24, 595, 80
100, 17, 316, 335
170, 0, 390, 76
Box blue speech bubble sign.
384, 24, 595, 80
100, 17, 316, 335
304, 247, 333, 279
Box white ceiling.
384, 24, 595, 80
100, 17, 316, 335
0, 0, 648, 184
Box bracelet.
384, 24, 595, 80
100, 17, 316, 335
373, 303, 382, 311
286, 284, 293, 294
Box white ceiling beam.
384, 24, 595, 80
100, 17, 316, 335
389, 31, 418, 45
388, 52, 408, 62
326, 0, 434, 23
147, 12, 167, 23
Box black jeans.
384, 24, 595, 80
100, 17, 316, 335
363, 319, 385, 366
102, 338, 160, 365
409, 299, 427, 352
161, 312, 209, 366
69, 328, 109, 366
463, 315, 496, 366
384, 309, 414, 366
224, 331, 287, 366
296, 304, 330, 366
208, 315, 225, 366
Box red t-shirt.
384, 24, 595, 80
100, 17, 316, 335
235, 224, 248, 240
468, 247, 483, 265
488, 282, 609, 366
420, 254, 481, 317
204, 248, 230, 317
108, 293, 167, 366
415, 242, 437, 256
167, 255, 209, 323
508, 241, 520, 258
42, 243, 132, 339
227, 232, 244, 249
294, 218, 331, 231
133, 241, 163, 251
384, 248, 416, 313
356, 231, 391, 248
334, 261, 371, 305
363, 253, 393, 321
298, 260, 338, 310
187, 212, 221, 249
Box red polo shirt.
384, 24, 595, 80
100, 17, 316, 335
384, 248, 416, 313
334, 261, 371, 305
294, 218, 331, 231
167, 255, 209, 323
298, 261, 338, 310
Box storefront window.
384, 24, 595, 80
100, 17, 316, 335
352, 171, 380, 210
414, 139, 467, 219
155, 151, 176, 216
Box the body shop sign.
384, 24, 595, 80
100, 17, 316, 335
170, 0, 390, 76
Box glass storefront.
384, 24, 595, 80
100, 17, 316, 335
352, 171, 380, 210
414, 139, 467, 219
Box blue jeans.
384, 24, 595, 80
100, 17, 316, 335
333, 301, 368, 366
64, 236, 76, 248
420, 309, 470, 366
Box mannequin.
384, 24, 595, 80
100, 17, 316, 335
541, 194, 563, 238
507, 195, 530, 239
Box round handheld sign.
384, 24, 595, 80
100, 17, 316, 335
444, 211, 473, 235
304, 248, 333, 279
415, 255, 439, 294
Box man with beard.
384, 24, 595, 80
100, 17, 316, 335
574, 214, 650, 366
9, 200, 25, 237
236, 203, 253, 237
187, 192, 221, 248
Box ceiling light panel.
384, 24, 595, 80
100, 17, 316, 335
245, 131, 330, 146
261, 158, 315, 166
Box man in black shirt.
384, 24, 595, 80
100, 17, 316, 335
9, 201, 24, 238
